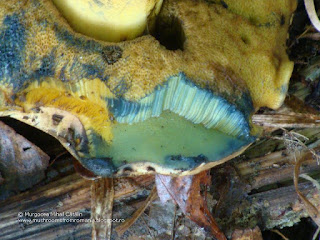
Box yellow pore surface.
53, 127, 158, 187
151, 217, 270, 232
52, 0, 163, 42
16, 79, 114, 143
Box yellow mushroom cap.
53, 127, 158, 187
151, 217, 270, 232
52, 0, 163, 42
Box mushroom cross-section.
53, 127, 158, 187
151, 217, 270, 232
0, 0, 296, 177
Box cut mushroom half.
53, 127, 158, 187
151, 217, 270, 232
0, 0, 296, 177
101, 73, 256, 176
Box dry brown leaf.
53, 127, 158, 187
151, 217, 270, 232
155, 170, 227, 240
270, 229, 289, 240
0, 120, 49, 200
294, 154, 320, 227
91, 178, 114, 240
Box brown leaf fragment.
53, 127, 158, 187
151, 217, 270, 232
294, 155, 320, 227
155, 171, 227, 240
231, 226, 263, 240
0, 120, 49, 200
114, 175, 155, 199
91, 177, 114, 240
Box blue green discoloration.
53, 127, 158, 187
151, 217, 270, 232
108, 98, 141, 118
81, 64, 109, 81
34, 50, 56, 79
110, 79, 130, 97
0, 12, 111, 92
0, 14, 26, 90
107, 73, 254, 139
162, 136, 249, 170
54, 24, 103, 53
80, 157, 116, 176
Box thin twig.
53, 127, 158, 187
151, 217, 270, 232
252, 113, 320, 129
312, 227, 320, 240
49, 150, 68, 166
171, 205, 177, 240
294, 157, 320, 227
270, 229, 289, 240
289, 25, 313, 48
300, 174, 320, 192
274, 128, 320, 164
115, 186, 157, 236
141, 213, 156, 240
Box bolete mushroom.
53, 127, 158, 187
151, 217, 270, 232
0, 0, 296, 177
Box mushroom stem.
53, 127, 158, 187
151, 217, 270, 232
52, 0, 163, 42
304, 0, 320, 32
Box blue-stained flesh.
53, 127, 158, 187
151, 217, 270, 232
108, 73, 252, 139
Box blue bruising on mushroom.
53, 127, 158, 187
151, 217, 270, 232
59, 64, 68, 82
163, 137, 250, 170
107, 73, 254, 139
234, 91, 254, 120
109, 98, 142, 118
93, 0, 104, 7
0, 13, 62, 92
33, 50, 56, 79
55, 58, 110, 82
62, 58, 109, 82
54, 24, 103, 53
0, 13, 26, 90
110, 79, 130, 97
74, 73, 257, 177
81, 64, 109, 81
80, 157, 116, 176
280, 84, 288, 94
0, 12, 107, 88
164, 155, 209, 170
